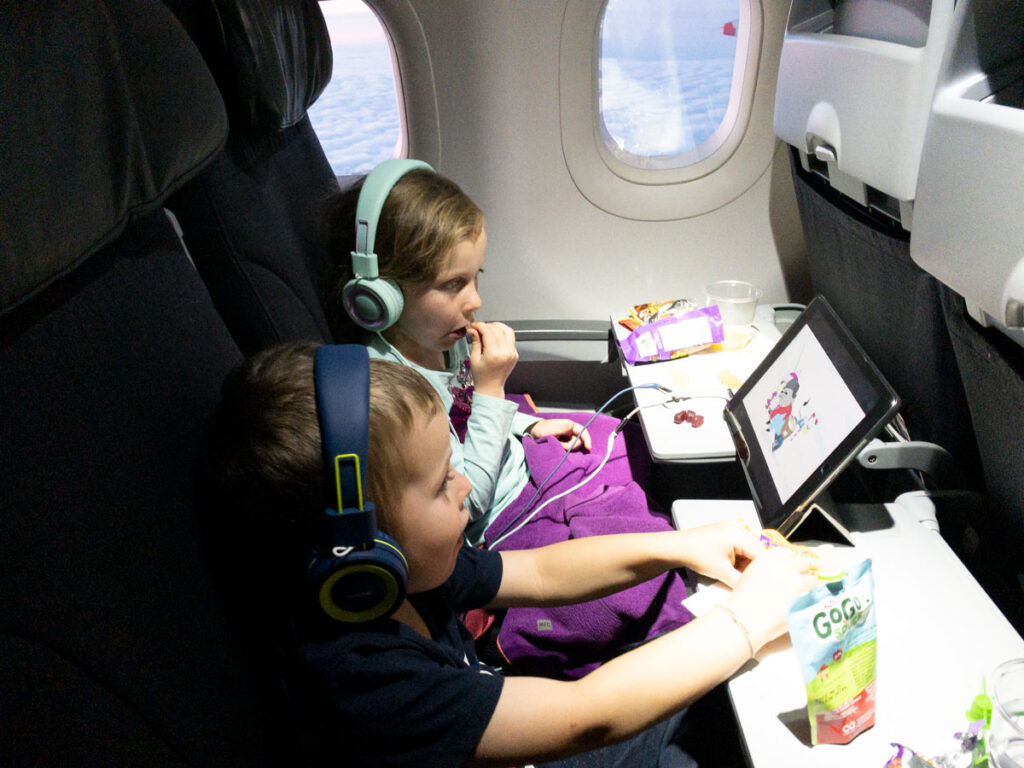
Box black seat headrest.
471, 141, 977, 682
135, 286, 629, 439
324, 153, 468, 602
163, 0, 333, 135
0, 0, 228, 317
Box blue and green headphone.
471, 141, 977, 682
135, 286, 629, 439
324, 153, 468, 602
307, 344, 408, 623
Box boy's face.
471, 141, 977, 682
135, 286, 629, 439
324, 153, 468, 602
389, 409, 471, 593
384, 228, 487, 368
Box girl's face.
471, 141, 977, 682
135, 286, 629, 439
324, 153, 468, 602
388, 410, 471, 593
384, 228, 487, 370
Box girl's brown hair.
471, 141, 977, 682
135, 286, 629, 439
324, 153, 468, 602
322, 168, 485, 341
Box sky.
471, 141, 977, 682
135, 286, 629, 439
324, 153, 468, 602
318, 0, 388, 45
602, 0, 740, 60
307, 1, 399, 174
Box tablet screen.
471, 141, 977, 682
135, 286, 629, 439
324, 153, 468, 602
724, 296, 901, 532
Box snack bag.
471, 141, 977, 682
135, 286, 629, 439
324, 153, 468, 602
618, 298, 698, 331
786, 557, 877, 745
617, 304, 724, 364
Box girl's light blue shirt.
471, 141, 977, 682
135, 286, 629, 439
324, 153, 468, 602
365, 334, 536, 545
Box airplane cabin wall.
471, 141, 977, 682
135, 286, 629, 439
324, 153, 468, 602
371, 0, 808, 323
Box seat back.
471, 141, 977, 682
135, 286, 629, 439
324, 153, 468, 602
0, 2, 278, 763
940, 292, 1024, 630
789, 165, 985, 495
774, 0, 984, 496
162, 0, 344, 352
908, 0, 1024, 630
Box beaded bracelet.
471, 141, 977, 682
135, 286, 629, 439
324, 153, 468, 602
715, 604, 754, 659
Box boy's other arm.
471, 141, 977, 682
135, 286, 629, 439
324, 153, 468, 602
469, 546, 814, 766
490, 522, 760, 608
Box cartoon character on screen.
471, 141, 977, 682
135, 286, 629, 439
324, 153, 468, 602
766, 374, 800, 451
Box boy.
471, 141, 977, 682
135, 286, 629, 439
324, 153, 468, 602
205, 343, 815, 767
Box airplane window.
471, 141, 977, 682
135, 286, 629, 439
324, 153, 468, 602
309, 0, 401, 176
599, 0, 741, 170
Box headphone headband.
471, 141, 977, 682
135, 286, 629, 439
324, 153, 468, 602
344, 159, 435, 331
310, 344, 408, 623
352, 158, 434, 274
314, 345, 370, 517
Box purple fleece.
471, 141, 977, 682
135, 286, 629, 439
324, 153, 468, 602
485, 411, 692, 679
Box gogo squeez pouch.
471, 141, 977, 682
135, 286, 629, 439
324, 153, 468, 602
786, 557, 877, 745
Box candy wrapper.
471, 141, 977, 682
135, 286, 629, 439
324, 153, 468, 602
617, 302, 724, 364
885, 744, 942, 767
882, 683, 993, 767
760, 529, 824, 575
787, 558, 877, 745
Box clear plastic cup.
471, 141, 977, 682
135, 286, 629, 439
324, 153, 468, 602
705, 280, 762, 349
989, 658, 1024, 768
705, 280, 762, 327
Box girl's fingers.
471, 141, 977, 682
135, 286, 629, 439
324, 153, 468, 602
574, 423, 591, 450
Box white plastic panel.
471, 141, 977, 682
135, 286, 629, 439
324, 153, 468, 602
371, 0, 808, 324
910, 0, 1024, 345
774, 0, 954, 203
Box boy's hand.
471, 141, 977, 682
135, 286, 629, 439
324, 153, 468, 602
681, 520, 764, 587
526, 419, 592, 451
468, 322, 518, 397
725, 547, 818, 653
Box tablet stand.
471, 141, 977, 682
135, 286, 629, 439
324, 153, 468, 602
781, 434, 972, 546
778, 493, 856, 546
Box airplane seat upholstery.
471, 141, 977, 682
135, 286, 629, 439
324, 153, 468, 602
0, 2, 283, 763
939, 292, 1024, 629
789, 161, 985, 496
162, 0, 345, 352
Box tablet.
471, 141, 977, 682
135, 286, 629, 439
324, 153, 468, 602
723, 295, 901, 536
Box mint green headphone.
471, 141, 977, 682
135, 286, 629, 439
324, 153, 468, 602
342, 158, 435, 330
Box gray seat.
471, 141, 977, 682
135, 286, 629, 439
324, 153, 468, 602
939, 291, 1024, 632
163, 0, 344, 352
0, 2, 283, 763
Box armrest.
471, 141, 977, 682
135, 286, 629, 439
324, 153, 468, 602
504, 319, 611, 342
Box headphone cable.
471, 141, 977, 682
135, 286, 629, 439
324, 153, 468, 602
486, 384, 673, 548
488, 431, 617, 549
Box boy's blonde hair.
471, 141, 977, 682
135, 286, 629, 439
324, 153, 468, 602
365, 357, 444, 527
322, 168, 485, 340
206, 343, 443, 536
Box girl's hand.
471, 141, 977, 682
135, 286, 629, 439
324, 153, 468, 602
526, 419, 592, 451
468, 322, 518, 397
681, 520, 764, 587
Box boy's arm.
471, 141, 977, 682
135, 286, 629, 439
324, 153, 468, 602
469, 546, 815, 766
489, 522, 758, 608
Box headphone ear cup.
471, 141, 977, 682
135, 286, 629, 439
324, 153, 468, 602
308, 530, 408, 624
342, 277, 404, 331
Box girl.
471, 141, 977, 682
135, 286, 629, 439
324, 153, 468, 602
322, 160, 690, 678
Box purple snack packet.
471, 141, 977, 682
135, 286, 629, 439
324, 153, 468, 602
619, 305, 724, 365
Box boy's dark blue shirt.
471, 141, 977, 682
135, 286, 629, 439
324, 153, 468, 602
296, 545, 505, 768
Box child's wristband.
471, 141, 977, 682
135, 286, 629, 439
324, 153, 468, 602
715, 604, 754, 659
